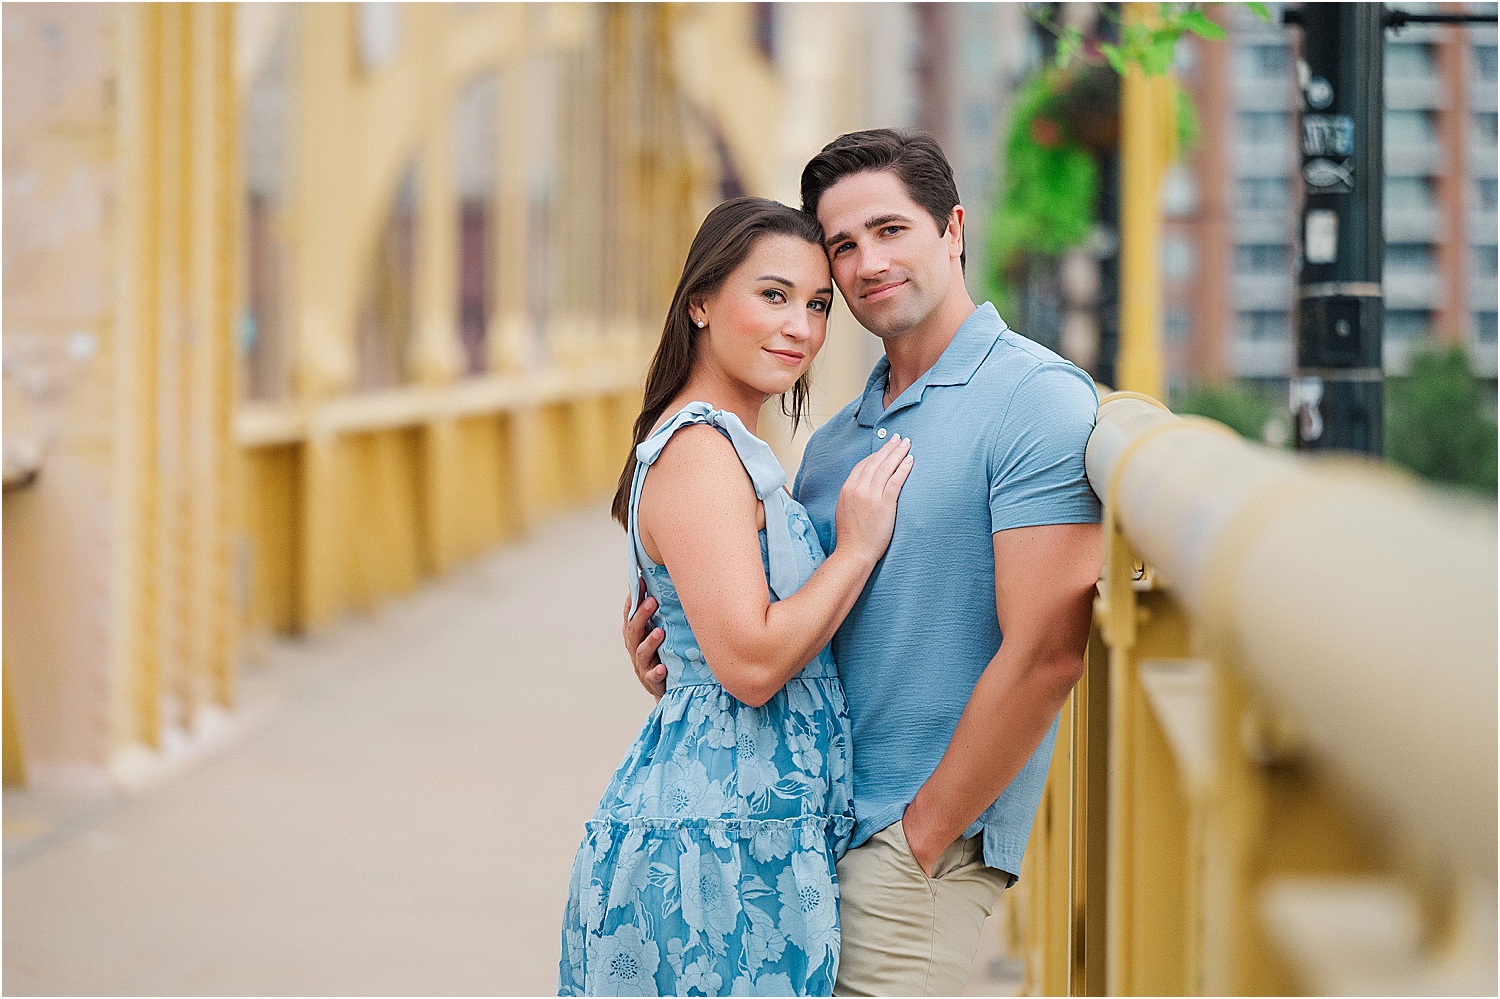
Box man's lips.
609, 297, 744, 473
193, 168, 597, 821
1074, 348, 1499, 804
861, 280, 905, 302
764, 348, 805, 365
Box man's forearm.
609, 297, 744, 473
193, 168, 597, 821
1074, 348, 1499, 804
901, 645, 1083, 873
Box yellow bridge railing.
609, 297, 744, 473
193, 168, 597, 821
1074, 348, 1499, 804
1008, 392, 1497, 996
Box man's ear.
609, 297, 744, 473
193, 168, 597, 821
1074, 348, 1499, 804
947, 205, 965, 260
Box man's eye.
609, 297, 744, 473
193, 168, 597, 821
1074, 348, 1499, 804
832, 242, 854, 257
880, 225, 903, 237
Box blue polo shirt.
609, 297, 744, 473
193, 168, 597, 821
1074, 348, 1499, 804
793, 303, 1101, 877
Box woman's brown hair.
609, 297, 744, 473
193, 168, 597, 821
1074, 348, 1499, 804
611, 197, 826, 527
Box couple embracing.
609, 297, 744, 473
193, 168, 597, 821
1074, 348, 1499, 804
560, 129, 1103, 997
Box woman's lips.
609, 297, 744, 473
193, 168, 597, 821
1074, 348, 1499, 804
764, 349, 805, 365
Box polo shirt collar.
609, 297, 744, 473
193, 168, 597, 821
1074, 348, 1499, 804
854, 303, 1007, 426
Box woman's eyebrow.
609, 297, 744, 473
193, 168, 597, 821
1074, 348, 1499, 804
756, 275, 795, 287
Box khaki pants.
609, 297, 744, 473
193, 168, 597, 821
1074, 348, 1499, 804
834, 821, 1013, 997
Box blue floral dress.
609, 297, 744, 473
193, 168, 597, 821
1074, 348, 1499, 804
560, 402, 855, 997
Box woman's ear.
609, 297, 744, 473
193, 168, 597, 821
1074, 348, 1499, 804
687, 300, 707, 329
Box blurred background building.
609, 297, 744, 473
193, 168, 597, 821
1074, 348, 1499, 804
3, 2, 1497, 995
1163, 2, 1499, 393
2, 0, 1039, 800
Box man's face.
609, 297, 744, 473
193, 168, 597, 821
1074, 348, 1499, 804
815, 169, 961, 340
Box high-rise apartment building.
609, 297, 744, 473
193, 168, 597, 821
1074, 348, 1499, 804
1169, 3, 1498, 398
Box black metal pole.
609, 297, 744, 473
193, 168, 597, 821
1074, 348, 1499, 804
1287, 3, 1386, 455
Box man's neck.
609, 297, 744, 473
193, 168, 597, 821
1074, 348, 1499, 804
882, 291, 978, 406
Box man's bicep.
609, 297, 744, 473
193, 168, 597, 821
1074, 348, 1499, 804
992, 523, 1102, 652
987, 365, 1101, 533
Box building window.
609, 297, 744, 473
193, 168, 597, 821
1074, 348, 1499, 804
1387, 243, 1436, 271
1237, 310, 1289, 341
1236, 178, 1291, 212
1236, 244, 1290, 273
525, 55, 562, 360
354, 167, 418, 390
1165, 306, 1191, 344
1234, 43, 1289, 78
1473, 244, 1499, 275
241, 14, 297, 403
1475, 311, 1498, 344
1236, 111, 1291, 145
1386, 176, 1436, 210
452, 74, 500, 376
1472, 111, 1499, 148
1478, 178, 1499, 211
1163, 236, 1195, 280
1474, 44, 1498, 83
1385, 309, 1430, 341
1384, 109, 1436, 147
1385, 42, 1435, 78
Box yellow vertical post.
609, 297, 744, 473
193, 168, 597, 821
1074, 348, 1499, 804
3, 655, 25, 787
208, 2, 238, 708
294, 6, 355, 630
1116, 3, 1176, 400
127, 3, 166, 750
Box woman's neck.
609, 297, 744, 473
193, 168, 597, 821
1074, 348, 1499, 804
666, 369, 768, 436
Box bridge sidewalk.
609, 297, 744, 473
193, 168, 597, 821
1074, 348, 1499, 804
3, 504, 1019, 996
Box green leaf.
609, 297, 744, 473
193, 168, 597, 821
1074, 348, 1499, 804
1178, 10, 1228, 40
1100, 42, 1127, 75
1246, 2, 1272, 23
1140, 36, 1178, 75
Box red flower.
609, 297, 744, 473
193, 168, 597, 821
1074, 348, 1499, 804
1030, 117, 1063, 149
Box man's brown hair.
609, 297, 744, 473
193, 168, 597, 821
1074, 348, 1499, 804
799, 128, 964, 270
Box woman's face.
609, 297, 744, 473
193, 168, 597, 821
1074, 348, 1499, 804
690, 234, 833, 397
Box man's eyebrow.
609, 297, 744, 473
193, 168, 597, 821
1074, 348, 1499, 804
865, 213, 913, 230
821, 213, 916, 249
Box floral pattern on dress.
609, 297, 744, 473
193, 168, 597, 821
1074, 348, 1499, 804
560, 405, 854, 997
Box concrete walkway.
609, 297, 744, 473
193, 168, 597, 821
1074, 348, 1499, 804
3, 504, 1020, 996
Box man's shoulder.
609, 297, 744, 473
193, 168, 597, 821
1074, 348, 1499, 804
976, 326, 1098, 416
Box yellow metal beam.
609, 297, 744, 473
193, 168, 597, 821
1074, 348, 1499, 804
1116, 3, 1176, 400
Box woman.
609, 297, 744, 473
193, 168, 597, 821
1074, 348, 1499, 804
559, 198, 914, 997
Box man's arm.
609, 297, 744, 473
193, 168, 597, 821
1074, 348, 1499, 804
901, 520, 1101, 875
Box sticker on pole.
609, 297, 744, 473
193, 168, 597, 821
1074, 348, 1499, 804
1305, 209, 1338, 264
1302, 114, 1355, 158
1304, 157, 1354, 194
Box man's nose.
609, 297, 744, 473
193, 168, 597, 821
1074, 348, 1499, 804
856, 246, 889, 279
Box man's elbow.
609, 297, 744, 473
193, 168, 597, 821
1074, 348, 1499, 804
1027, 650, 1086, 700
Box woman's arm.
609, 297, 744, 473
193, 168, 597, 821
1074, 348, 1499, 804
639, 425, 911, 707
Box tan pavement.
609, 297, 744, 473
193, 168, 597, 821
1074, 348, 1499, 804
3, 504, 1020, 996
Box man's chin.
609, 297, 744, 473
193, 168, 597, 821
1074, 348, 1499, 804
852, 306, 919, 340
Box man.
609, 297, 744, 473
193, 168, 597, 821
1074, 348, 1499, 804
626, 129, 1102, 996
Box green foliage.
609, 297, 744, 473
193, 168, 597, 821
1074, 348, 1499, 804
1173, 381, 1285, 443
989, 4, 1260, 312
1040, 3, 1262, 80
990, 70, 1101, 265
1385, 345, 1498, 494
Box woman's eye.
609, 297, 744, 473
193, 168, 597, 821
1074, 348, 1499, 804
809, 299, 829, 313
763, 289, 786, 304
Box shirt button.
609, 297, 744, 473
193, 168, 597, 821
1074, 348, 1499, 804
876, 427, 888, 439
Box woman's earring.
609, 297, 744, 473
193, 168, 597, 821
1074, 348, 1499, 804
695, 318, 705, 328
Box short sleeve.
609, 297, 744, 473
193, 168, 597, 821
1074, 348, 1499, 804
988, 362, 1102, 533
